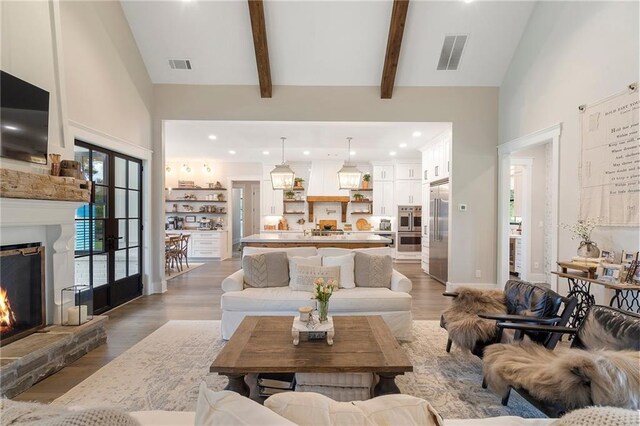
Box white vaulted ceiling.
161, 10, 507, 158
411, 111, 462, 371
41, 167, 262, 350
120, 0, 535, 87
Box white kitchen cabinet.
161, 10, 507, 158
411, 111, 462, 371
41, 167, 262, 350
373, 165, 394, 182
422, 134, 451, 182
373, 181, 394, 216
261, 180, 283, 216
395, 162, 421, 181
190, 231, 228, 259
395, 180, 421, 205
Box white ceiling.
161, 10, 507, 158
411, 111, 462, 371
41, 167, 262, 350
121, 0, 535, 87
164, 120, 451, 162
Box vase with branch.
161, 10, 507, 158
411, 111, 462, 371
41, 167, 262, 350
562, 217, 602, 258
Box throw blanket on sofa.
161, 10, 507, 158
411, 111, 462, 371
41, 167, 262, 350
483, 342, 640, 409
441, 287, 507, 352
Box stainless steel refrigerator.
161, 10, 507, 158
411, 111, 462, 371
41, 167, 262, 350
429, 179, 449, 284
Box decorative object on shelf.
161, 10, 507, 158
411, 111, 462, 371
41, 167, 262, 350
337, 137, 362, 190
622, 251, 639, 265
298, 306, 313, 322
60, 160, 82, 179
362, 174, 371, 189
562, 217, 601, 258
313, 277, 337, 323
595, 263, 623, 283
216, 193, 225, 201
284, 190, 295, 200
344, 224, 352, 231
353, 193, 364, 201
183, 193, 197, 200
356, 218, 372, 231
209, 181, 224, 189
172, 204, 178, 213
297, 218, 306, 225
598, 249, 616, 263
182, 205, 194, 212
270, 137, 295, 190
49, 153, 61, 176
185, 215, 196, 223
178, 180, 195, 188
294, 177, 305, 189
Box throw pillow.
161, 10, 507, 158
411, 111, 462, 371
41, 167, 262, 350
322, 253, 355, 288
0, 399, 139, 426
354, 252, 393, 288
242, 251, 289, 288
289, 256, 322, 286
290, 265, 340, 292
195, 383, 296, 426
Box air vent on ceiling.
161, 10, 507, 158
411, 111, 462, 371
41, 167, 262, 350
168, 59, 192, 70
437, 34, 468, 71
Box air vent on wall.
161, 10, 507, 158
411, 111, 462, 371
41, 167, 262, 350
437, 34, 468, 71
168, 59, 192, 70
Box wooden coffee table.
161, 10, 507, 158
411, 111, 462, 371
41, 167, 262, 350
210, 315, 413, 398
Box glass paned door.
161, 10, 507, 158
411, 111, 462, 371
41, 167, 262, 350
74, 141, 143, 313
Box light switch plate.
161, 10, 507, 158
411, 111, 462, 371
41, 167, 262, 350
458, 204, 468, 212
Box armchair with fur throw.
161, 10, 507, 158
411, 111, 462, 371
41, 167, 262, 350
440, 280, 576, 357
483, 305, 640, 418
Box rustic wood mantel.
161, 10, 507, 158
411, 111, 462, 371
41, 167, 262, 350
0, 168, 91, 203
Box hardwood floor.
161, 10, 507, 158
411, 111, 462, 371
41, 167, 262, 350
16, 259, 449, 403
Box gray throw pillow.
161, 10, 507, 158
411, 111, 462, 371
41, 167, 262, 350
354, 252, 393, 288
243, 251, 289, 288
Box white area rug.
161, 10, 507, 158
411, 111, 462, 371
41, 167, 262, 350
165, 263, 204, 281
53, 320, 544, 419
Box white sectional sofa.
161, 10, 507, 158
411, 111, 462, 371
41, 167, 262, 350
221, 246, 413, 340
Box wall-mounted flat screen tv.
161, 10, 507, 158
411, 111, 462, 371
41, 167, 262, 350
1, 71, 50, 165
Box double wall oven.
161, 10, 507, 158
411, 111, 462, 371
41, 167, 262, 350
397, 206, 422, 252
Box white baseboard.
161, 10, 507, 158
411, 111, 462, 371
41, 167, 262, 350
446, 282, 498, 292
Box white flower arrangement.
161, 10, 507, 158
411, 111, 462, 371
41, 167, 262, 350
313, 277, 338, 303
561, 217, 602, 242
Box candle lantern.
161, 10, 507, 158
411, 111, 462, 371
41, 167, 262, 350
61, 284, 93, 326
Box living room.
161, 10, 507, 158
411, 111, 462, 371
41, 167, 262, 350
1, 0, 639, 425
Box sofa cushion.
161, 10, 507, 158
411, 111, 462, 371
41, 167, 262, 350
195, 383, 296, 426
221, 287, 411, 312
289, 255, 322, 285
242, 252, 289, 288
243, 246, 318, 258
265, 392, 443, 426
322, 253, 356, 289
290, 265, 340, 292
354, 252, 393, 288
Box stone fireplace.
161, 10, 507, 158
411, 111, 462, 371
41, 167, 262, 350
0, 243, 45, 346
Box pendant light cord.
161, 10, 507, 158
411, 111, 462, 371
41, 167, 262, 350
281, 137, 286, 165
347, 137, 352, 163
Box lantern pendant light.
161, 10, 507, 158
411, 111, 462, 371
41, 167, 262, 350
337, 137, 362, 190
270, 137, 295, 190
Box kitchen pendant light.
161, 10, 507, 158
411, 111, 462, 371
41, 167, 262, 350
337, 137, 362, 190
270, 137, 295, 190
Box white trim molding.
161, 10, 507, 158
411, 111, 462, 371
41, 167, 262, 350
497, 124, 561, 291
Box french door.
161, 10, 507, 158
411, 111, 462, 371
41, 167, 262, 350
74, 141, 143, 313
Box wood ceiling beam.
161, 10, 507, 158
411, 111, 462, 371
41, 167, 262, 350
247, 0, 272, 98
380, 0, 410, 99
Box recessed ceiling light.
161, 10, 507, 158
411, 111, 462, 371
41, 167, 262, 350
412, 131, 422, 137
399, 143, 407, 148
303, 151, 310, 155
350, 151, 356, 156
389, 151, 397, 156
3, 125, 18, 131
208, 134, 217, 140
228, 150, 236, 155
262, 151, 269, 155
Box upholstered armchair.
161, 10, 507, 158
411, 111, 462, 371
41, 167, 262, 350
440, 280, 577, 357
483, 305, 640, 417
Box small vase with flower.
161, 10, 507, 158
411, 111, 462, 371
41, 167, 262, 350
312, 277, 338, 322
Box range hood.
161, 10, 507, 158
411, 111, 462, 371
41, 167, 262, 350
306, 161, 351, 222
307, 161, 350, 197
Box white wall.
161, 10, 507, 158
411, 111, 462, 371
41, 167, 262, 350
152, 85, 499, 289
500, 1, 639, 300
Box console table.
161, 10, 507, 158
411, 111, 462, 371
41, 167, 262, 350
554, 261, 640, 328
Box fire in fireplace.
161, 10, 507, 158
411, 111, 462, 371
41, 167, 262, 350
0, 244, 45, 347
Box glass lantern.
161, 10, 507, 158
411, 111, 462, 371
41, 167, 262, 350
60, 285, 93, 326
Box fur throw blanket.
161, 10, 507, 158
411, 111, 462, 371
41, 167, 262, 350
483, 342, 640, 409
441, 287, 507, 352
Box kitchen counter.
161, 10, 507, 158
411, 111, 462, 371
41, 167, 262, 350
241, 233, 391, 249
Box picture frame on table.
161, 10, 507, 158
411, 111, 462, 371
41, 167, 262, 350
185, 215, 196, 223
598, 250, 616, 263
621, 251, 639, 265
595, 263, 623, 283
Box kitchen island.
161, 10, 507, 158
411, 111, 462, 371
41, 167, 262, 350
241, 233, 392, 249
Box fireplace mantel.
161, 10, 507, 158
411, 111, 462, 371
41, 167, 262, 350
0, 198, 84, 227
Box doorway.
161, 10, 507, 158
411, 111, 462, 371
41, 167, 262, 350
231, 181, 260, 257
74, 141, 143, 313
498, 124, 560, 290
